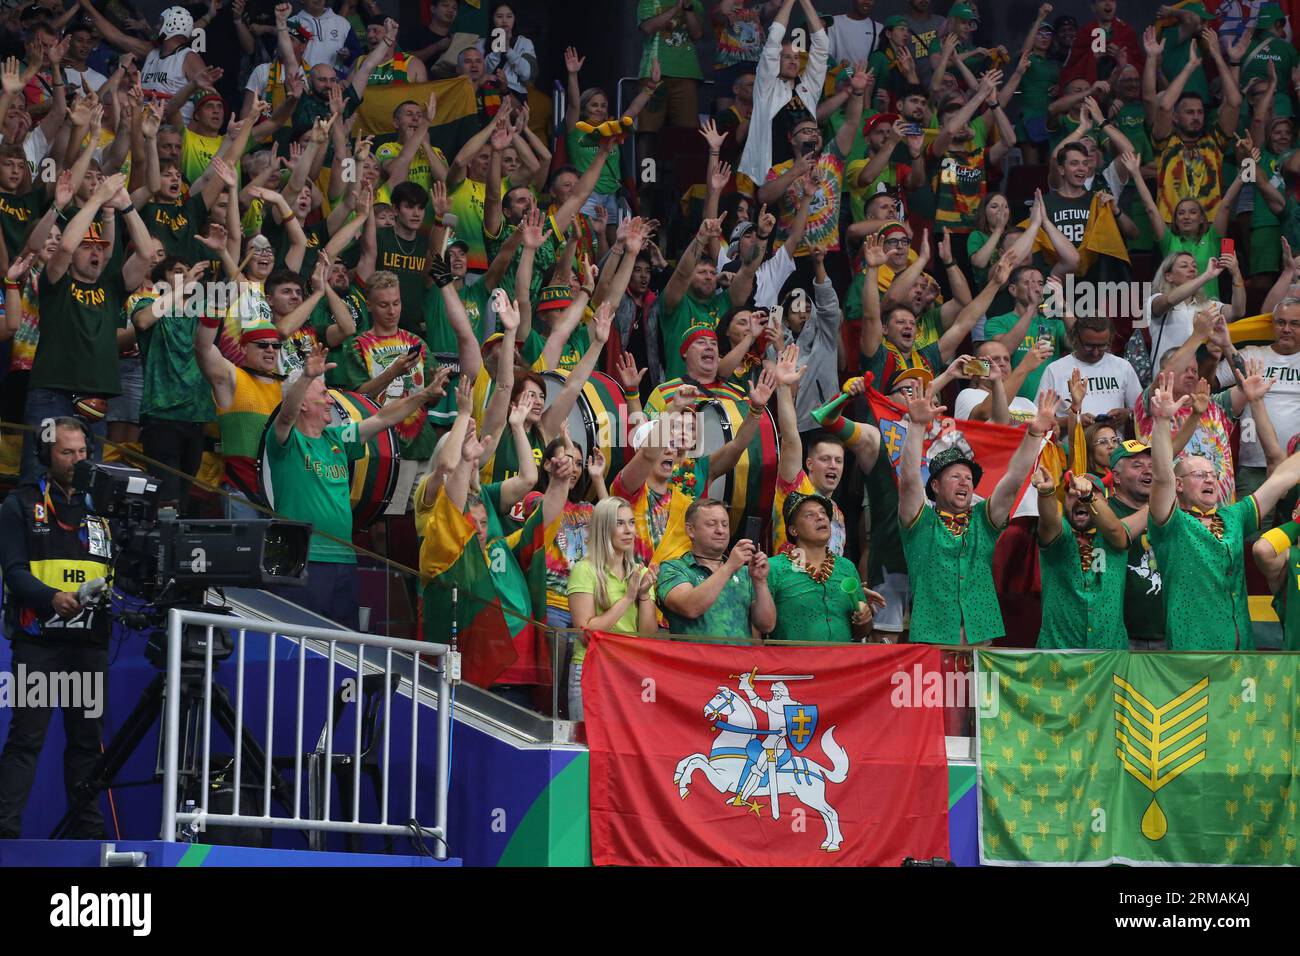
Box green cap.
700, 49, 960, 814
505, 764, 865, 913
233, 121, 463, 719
1256, 4, 1286, 27
884, 14, 908, 29
1180, 2, 1213, 19
949, 3, 978, 21
1109, 439, 1150, 470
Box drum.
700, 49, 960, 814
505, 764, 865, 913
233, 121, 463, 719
540, 370, 629, 483
257, 389, 400, 533
694, 397, 779, 541
328, 389, 400, 530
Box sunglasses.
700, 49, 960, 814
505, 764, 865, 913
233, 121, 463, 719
251, 341, 283, 351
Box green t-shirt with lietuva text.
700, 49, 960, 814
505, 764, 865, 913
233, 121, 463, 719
265, 424, 365, 564
32, 268, 127, 397
0, 189, 50, 257
982, 310, 1065, 400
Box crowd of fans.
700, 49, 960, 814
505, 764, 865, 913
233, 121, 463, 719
5, 0, 1300, 721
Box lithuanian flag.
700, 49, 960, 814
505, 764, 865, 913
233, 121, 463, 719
420, 486, 519, 688
356, 77, 481, 168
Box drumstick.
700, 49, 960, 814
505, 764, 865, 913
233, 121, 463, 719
439, 212, 459, 258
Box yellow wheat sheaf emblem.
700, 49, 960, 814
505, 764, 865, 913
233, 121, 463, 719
1113, 675, 1209, 841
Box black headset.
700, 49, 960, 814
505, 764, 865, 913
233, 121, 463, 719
37, 416, 95, 468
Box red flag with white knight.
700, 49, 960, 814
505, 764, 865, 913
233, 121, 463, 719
583, 634, 950, 866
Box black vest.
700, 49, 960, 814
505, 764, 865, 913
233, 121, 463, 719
3, 482, 112, 642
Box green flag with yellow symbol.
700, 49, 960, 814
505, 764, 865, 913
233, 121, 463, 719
977, 650, 1300, 865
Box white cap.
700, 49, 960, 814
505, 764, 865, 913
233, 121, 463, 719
630, 420, 656, 450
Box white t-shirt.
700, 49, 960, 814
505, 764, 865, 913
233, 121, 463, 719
1217, 345, 1300, 467
1037, 353, 1143, 416
1142, 294, 1224, 373
754, 245, 795, 309
290, 9, 354, 71
245, 60, 308, 98
64, 66, 109, 93
826, 15, 882, 64
954, 388, 1036, 423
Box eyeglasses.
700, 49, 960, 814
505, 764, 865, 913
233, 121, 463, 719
252, 342, 282, 351
884, 238, 909, 248
1094, 435, 1120, 447
1077, 341, 1109, 353
1180, 469, 1216, 481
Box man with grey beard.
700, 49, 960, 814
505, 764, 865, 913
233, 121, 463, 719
1104, 440, 1164, 650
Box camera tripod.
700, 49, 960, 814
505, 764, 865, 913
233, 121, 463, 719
51, 646, 295, 841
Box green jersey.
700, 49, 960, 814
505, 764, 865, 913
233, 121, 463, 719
901, 500, 1006, 644
264, 424, 364, 564
1149, 497, 1259, 650
32, 267, 127, 396
1036, 527, 1129, 649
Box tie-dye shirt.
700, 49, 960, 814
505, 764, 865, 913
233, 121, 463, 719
764, 137, 848, 256
1135, 383, 1237, 505
713, 0, 764, 68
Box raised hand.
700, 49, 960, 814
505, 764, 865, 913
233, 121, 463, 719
710, 160, 732, 192
53, 168, 74, 209
507, 397, 532, 430
1069, 367, 1088, 408
1149, 372, 1190, 420
304, 342, 334, 380
1237, 357, 1275, 402
699, 117, 727, 152
614, 351, 646, 393
427, 365, 452, 402
1031, 389, 1060, 435
907, 384, 941, 426
863, 233, 887, 269
748, 367, 777, 408
1031, 464, 1056, 496
564, 46, 585, 75
1191, 377, 1211, 415
591, 301, 614, 345
6, 250, 34, 282
196, 222, 229, 251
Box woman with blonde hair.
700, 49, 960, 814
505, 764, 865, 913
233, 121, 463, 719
1143, 249, 1244, 373
567, 496, 659, 720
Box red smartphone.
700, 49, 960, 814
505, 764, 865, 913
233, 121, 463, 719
1221, 238, 1235, 256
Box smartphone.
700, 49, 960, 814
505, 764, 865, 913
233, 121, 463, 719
903, 123, 923, 136
406, 343, 422, 356
964, 358, 991, 376
1221, 238, 1235, 257
1094, 413, 1112, 423
743, 517, 762, 547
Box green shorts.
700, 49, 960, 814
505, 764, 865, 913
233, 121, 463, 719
1250, 225, 1282, 276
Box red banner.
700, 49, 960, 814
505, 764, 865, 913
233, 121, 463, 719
867, 384, 1035, 503
583, 634, 950, 867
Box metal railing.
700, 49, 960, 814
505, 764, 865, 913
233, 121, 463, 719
159, 608, 454, 858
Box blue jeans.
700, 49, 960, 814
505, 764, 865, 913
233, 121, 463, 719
21, 388, 107, 484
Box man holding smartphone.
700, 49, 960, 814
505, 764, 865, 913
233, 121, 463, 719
334, 271, 443, 463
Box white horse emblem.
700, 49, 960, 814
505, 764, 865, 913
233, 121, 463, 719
672, 673, 850, 851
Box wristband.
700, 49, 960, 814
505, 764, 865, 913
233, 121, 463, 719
4, 280, 19, 290
747, 399, 765, 414
120, 203, 135, 217
1036, 486, 1056, 496
620, 383, 637, 399
1262, 520, 1300, 552
199, 314, 220, 329
1027, 427, 1047, 439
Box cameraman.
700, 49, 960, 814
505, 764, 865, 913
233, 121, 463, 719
0, 418, 112, 840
